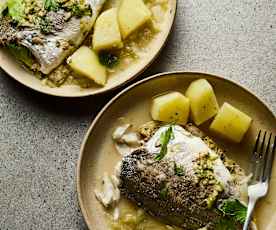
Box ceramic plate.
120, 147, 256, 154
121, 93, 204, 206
0, 1, 177, 97
77, 72, 276, 229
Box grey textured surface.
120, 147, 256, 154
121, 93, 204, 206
0, 0, 275, 229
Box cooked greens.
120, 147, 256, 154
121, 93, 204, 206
98, 51, 119, 68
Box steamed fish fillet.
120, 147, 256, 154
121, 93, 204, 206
118, 125, 247, 229
0, 0, 106, 74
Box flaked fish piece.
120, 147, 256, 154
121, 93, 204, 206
119, 125, 249, 229
94, 172, 120, 208
0, 0, 106, 74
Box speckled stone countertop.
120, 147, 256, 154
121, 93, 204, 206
0, 0, 275, 229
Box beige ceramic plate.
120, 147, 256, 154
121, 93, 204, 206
0, 1, 176, 97
77, 72, 276, 230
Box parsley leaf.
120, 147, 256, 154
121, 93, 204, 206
155, 126, 174, 161
219, 199, 247, 224
44, 0, 60, 12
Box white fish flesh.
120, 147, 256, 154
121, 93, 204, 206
0, 0, 106, 74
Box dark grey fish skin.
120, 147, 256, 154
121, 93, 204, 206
119, 148, 222, 229
0, 0, 106, 74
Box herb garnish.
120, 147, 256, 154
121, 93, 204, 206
99, 51, 119, 69
219, 199, 247, 224
39, 16, 52, 34
174, 163, 185, 176
160, 185, 169, 200
69, 3, 92, 17
44, 0, 60, 12
155, 126, 174, 161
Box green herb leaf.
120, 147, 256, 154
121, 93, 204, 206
219, 199, 247, 224
44, 0, 60, 12
7, 0, 25, 22
155, 126, 174, 161
99, 51, 119, 68
174, 163, 185, 176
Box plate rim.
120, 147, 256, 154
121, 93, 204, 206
76, 71, 276, 229
0, 1, 177, 98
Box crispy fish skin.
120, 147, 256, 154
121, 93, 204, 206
119, 148, 222, 229
0, 0, 106, 74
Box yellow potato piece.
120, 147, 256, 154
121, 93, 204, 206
185, 79, 219, 125
67, 46, 106, 86
151, 92, 190, 125
210, 102, 252, 143
118, 0, 152, 39
93, 8, 123, 51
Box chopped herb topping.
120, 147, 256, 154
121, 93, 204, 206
44, 0, 60, 12
160, 185, 169, 200
39, 16, 52, 34
174, 163, 185, 176
69, 3, 92, 17
219, 199, 247, 224
99, 51, 119, 68
155, 126, 174, 161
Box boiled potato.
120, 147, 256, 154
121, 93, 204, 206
185, 79, 219, 125
118, 0, 152, 39
210, 102, 252, 143
67, 46, 106, 86
151, 92, 190, 125
93, 8, 123, 51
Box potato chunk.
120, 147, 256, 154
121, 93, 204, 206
210, 103, 252, 143
118, 0, 152, 39
67, 46, 106, 86
185, 79, 219, 125
151, 92, 190, 125
93, 8, 123, 51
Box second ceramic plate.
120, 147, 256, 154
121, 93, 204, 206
77, 72, 276, 229
0, 1, 177, 97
